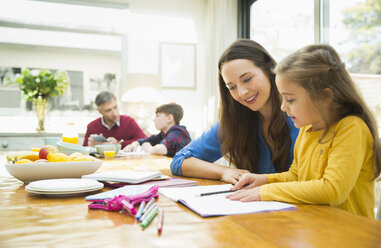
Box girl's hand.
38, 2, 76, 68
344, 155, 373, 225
230, 174, 268, 191
221, 168, 250, 185
226, 187, 261, 202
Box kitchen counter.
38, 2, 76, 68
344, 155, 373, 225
0, 132, 85, 151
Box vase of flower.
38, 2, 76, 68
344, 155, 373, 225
34, 96, 48, 132
7, 69, 69, 132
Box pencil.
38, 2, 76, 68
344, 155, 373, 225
198, 189, 237, 197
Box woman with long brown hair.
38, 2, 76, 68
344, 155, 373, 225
170, 39, 299, 184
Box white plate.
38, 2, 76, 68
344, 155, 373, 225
5, 159, 102, 182
25, 178, 103, 195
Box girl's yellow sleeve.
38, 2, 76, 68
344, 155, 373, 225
260, 117, 374, 206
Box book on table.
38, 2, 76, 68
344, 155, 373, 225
84, 175, 198, 201
82, 170, 162, 184
158, 184, 297, 217
102, 176, 198, 188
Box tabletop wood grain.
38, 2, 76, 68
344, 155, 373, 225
1, 154, 381, 248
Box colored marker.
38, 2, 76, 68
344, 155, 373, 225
141, 206, 158, 229
140, 203, 157, 223
135, 201, 146, 220
142, 198, 155, 215
157, 208, 164, 234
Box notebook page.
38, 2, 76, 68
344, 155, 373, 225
159, 184, 296, 217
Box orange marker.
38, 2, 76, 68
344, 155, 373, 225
157, 208, 164, 234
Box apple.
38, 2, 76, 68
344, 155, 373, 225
39, 145, 58, 159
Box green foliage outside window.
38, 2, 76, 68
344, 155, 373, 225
342, 0, 381, 74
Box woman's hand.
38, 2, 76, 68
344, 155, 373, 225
221, 168, 250, 185
226, 187, 261, 202
230, 173, 268, 191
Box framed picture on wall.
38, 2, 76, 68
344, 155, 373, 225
159, 42, 196, 89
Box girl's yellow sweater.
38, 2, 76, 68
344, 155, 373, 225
261, 116, 375, 218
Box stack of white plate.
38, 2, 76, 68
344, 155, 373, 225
25, 178, 103, 195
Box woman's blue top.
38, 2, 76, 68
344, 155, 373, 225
170, 117, 299, 176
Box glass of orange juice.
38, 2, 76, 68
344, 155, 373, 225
62, 136, 79, 144
104, 149, 116, 159
62, 122, 78, 144
31, 146, 42, 152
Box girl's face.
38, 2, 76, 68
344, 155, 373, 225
221, 59, 271, 113
276, 74, 325, 131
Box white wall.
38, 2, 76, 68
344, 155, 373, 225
126, 0, 207, 138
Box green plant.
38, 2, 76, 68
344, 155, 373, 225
8, 69, 69, 101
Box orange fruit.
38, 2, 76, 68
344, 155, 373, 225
15, 159, 33, 164
47, 153, 69, 162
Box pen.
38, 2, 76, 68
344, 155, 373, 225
135, 201, 146, 220
140, 203, 157, 223
198, 189, 237, 197
157, 208, 164, 234
141, 206, 158, 229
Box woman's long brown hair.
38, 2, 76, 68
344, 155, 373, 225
218, 39, 291, 173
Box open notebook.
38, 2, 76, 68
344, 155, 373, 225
159, 184, 297, 217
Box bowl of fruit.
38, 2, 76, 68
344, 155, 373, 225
5, 145, 102, 182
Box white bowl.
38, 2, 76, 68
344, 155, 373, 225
59, 149, 90, 156
57, 142, 90, 152
5, 159, 102, 183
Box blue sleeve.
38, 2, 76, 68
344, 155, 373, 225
138, 133, 161, 145
170, 122, 223, 176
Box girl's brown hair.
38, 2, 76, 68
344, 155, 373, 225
274, 44, 381, 178
218, 39, 291, 173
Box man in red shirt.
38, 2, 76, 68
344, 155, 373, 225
83, 91, 146, 149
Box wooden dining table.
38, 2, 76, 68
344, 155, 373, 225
1, 153, 381, 248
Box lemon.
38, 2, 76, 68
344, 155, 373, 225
69, 152, 84, 161
15, 159, 33, 164
72, 155, 95, 161
47, 152, 69, 162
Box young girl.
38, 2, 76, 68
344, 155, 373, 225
227, 44, 381, 218
170, 39, 299, 184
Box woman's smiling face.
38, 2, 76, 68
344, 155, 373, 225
221, 59, 271, 112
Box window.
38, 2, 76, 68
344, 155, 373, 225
250, 0, 381, 133
0, 0, 125, 50
250, 0, 314, 61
